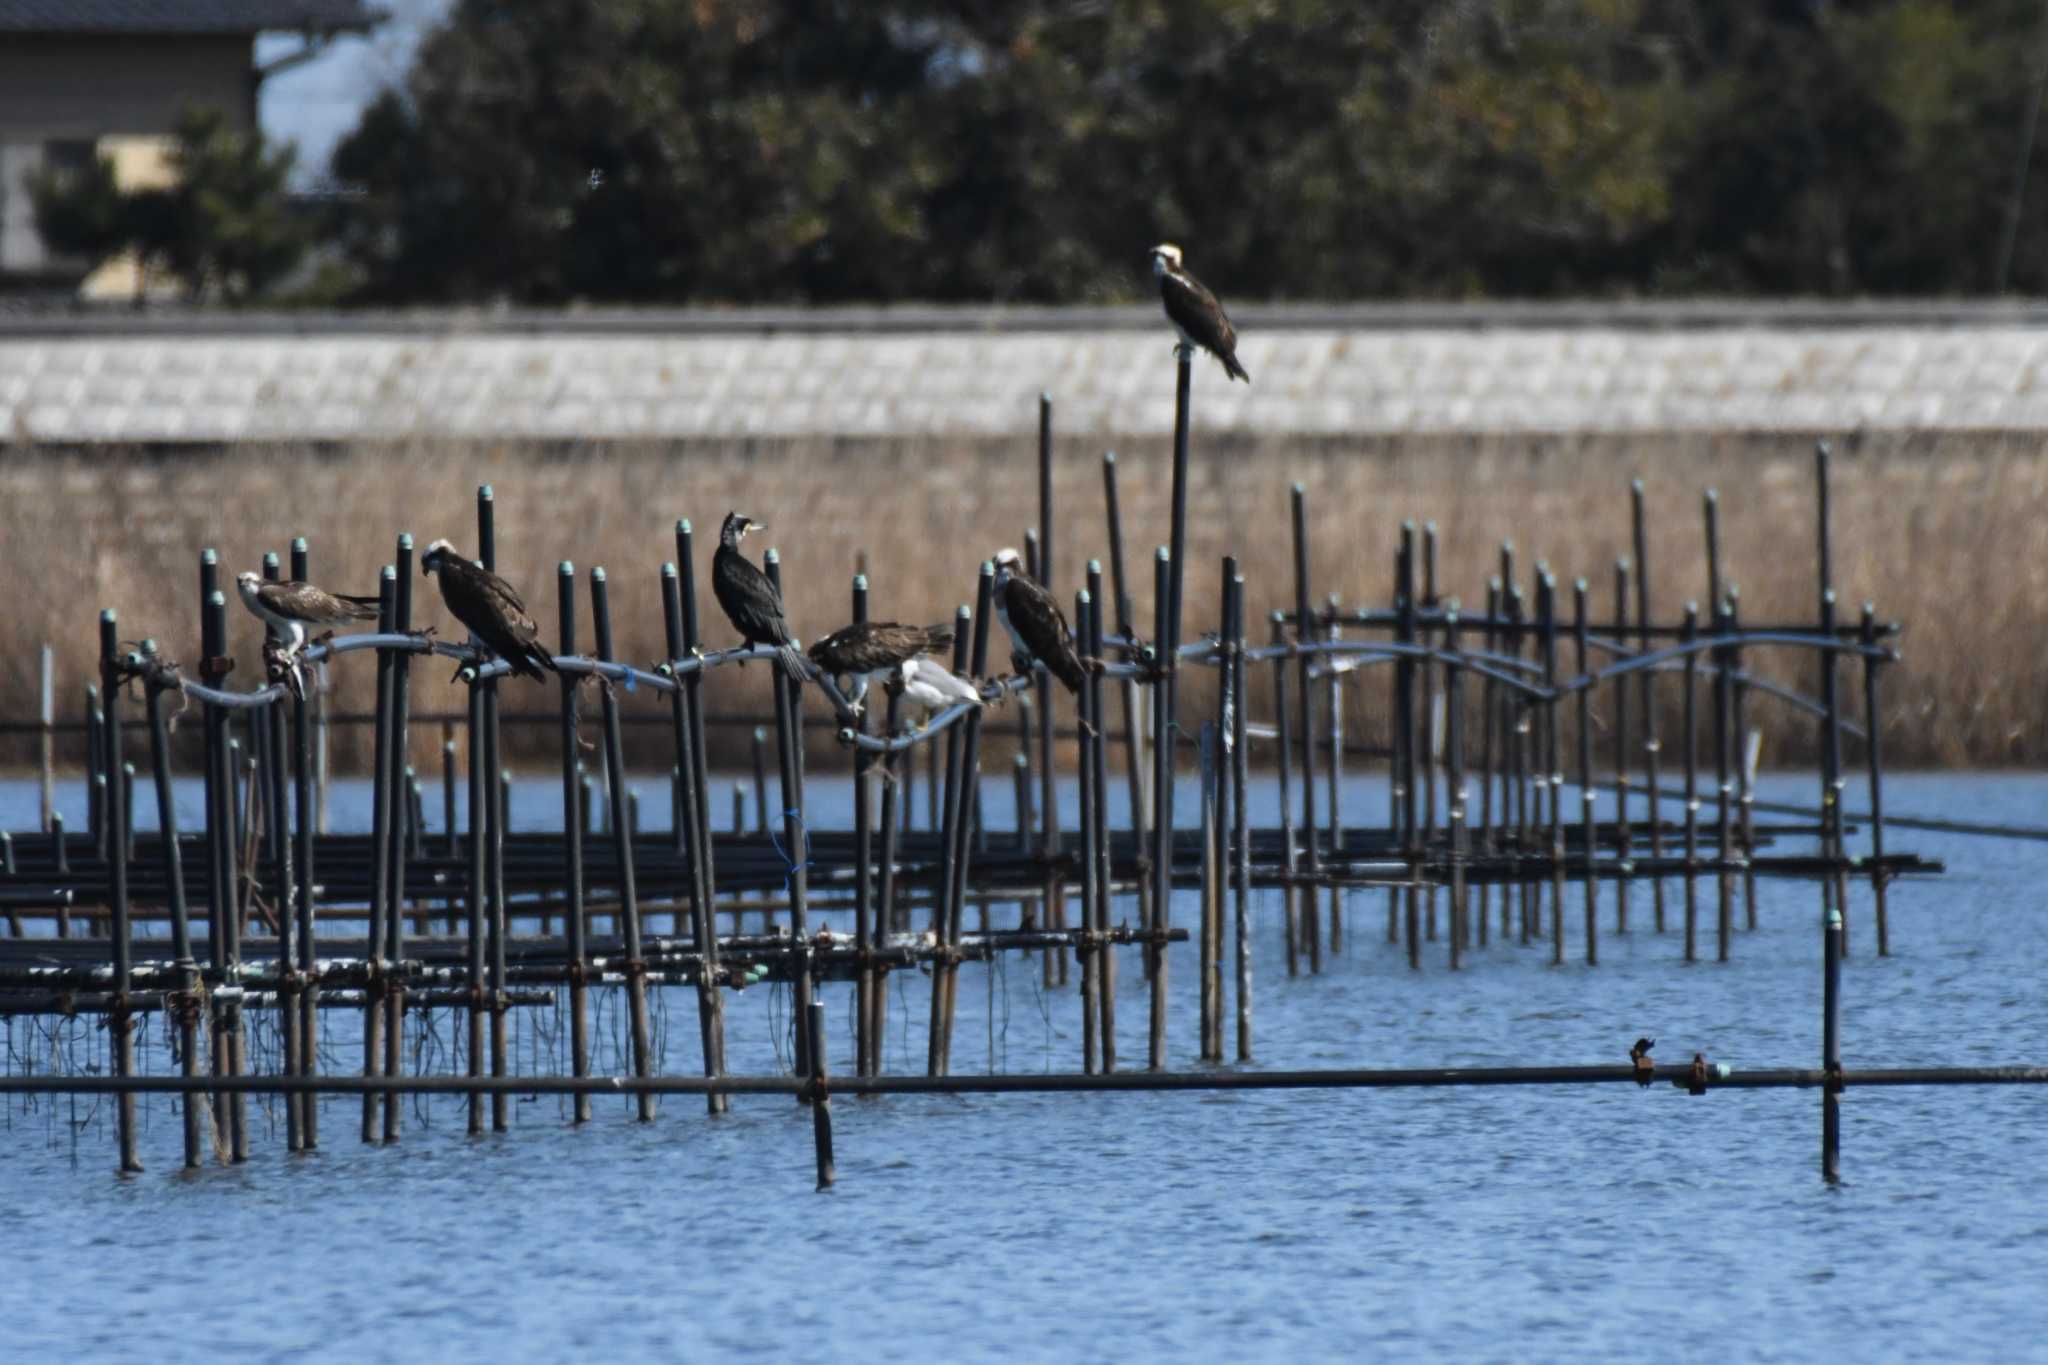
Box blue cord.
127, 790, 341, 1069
768, 807, 813, 885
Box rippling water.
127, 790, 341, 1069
5, 772, 2046, 1361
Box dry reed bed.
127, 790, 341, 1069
1, 430, 2041, 772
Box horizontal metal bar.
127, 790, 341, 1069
0, 1062, 2041, 1098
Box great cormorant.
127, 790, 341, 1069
712, 513, 808, 681
1630, 1037, 1656, 1088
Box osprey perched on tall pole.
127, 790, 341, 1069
420, 538, 556, 681
1149, 243, 1250, 383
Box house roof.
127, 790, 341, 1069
0, 1, 382, 35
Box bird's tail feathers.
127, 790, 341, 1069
1224, 354, 1251, 384
509, 641, 558, 681
777, 644, 812, 682
338, 596, 383, 619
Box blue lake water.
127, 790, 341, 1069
4, 770, 2047, 1361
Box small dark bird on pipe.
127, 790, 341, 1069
1687, 1053, 1710, 1096
808, 621, 954, 691
712, 512, 808, 681
1150, 243, 1250, 383
1630, 1037, 1656, 1088
420, 538, 556, 682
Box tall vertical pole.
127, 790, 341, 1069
1445, 604, 1467, 970
1148, 547, 1172, 1070
1291, 486, 1322, 971
100, 612, 142, 1173
1539, 573, 1563, 966
1271, 614, 1299, 976
1612, 559, 1632, 935
38, 643, 54, 833
1861, 604, 1890, 957
362, 569, 396, 1143
1398, 527, 1421, 967
1631, 482, 1665, 932
1574, 580, 1597, 966
1682, 604, 1701, 964
764, 549, 815, 1083
383, 537, 413, 1143
677, 520, 727, 1103
1822, 905, 1843, 1183
593, 567, 656, 1120
1228, 570, 1251, 1059
1088, 561, 1118, 1072
559, 561, 591, 1123
850, 572, 876, 1077
143, 640, 206, 1169
1102, 452, 1150, 931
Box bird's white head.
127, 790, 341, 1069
420, 538, 459, 575
992, 547, 1024, 589
1150, 243, 1183, 276
234, 571, 262, 598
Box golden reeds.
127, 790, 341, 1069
1, 429, 2040, 772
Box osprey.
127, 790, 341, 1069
712, 512, 808, 681
419, 538, 556, 682
808, 620, 954, 708
891, 656, 985, 721
234, 572, 380, 658
991, 548, 1092, 695
1149, 243, 1249, 383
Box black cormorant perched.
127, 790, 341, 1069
1150, 243, 1250, 383
1687, 1053, 1710, 1096
991, 548, 1093, 695
1630, 1037, 1656, 1088
420, 538, 556, 682
712, 512, 808, 681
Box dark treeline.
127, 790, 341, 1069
321, 0, 2048, 304
208, 2, 2048, 302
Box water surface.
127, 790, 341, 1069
4, 772, 2045, 1361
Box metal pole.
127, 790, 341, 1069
593, 567, 656, 1120
100, 611, 142, 1174
559, 561, 591, 1123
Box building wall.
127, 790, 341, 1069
0, 35, 254, 278
6, 307, 2048, 443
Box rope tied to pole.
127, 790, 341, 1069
770, 808, 813, 886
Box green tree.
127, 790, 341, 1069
323, 0, 2048, 303
30, 106, 306, 302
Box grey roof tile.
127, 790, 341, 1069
0, 0, 379, 34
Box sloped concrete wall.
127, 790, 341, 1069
7, 304, 2048, 442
